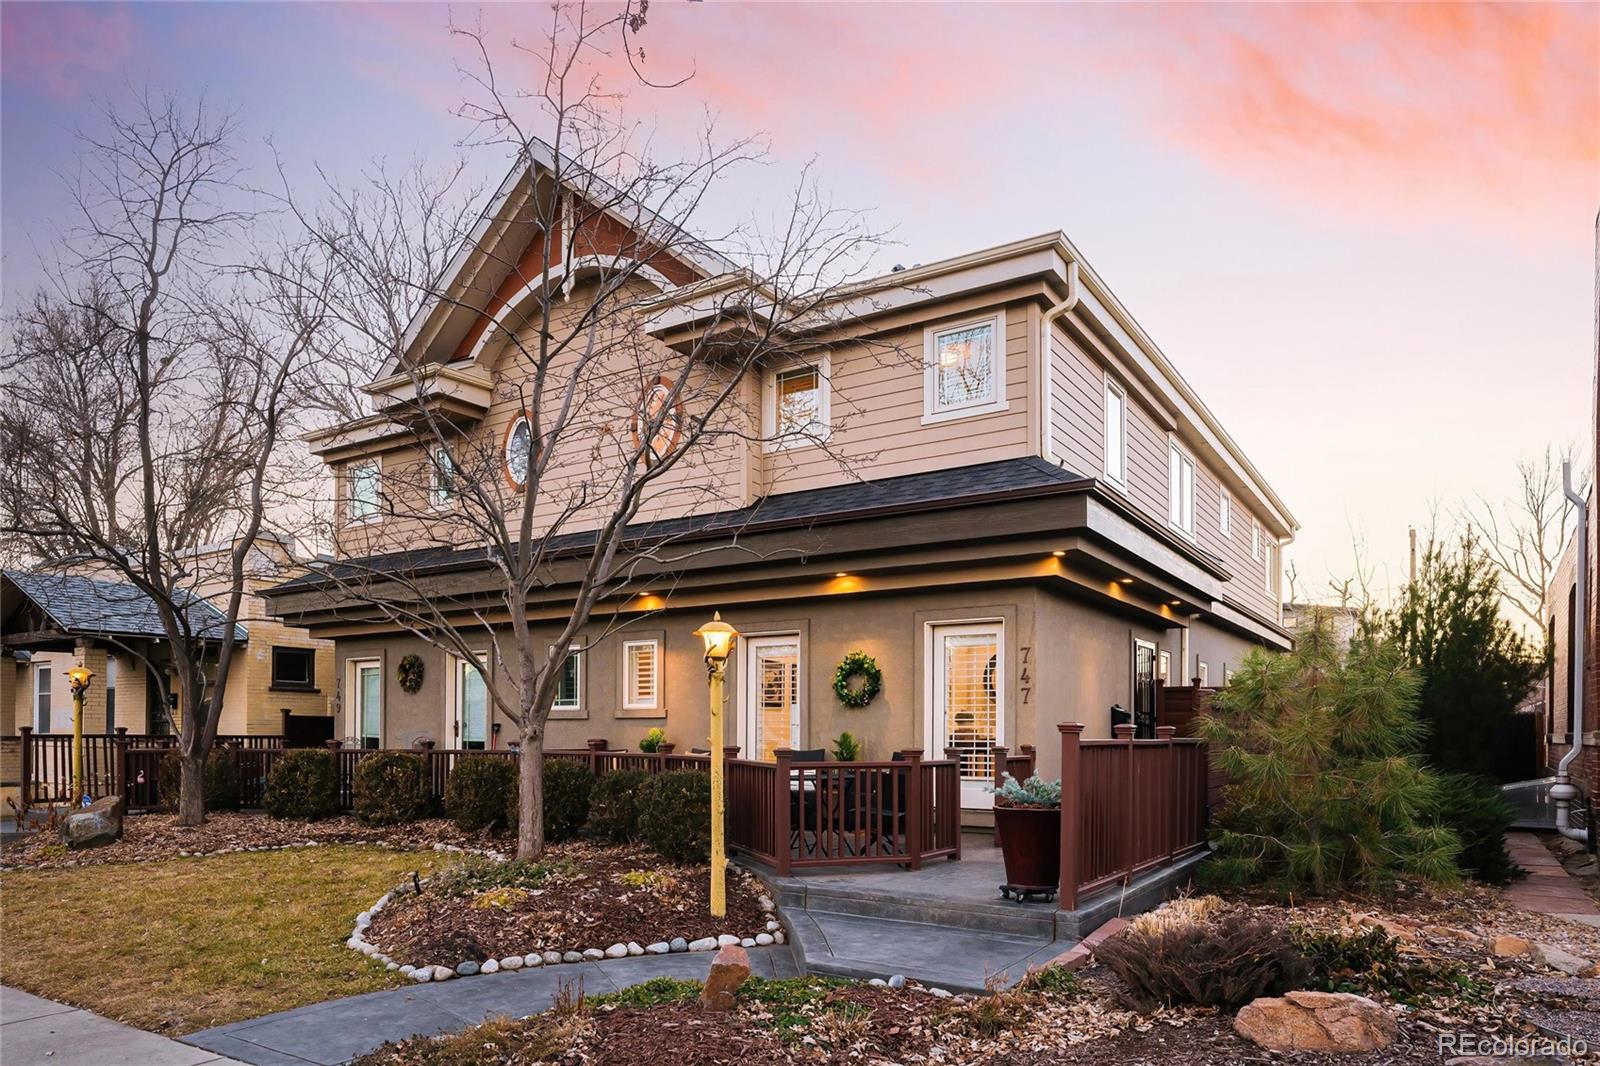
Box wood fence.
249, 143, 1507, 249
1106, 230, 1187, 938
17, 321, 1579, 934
1058, 723, 1208, 910
18, 728, 285, 806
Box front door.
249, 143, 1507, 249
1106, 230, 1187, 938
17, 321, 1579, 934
353, 660, 382, 748
452, 655, 488, 750
1133, 639, 1158, 739
742, 636, 800, 761
928, 622, 1004, 809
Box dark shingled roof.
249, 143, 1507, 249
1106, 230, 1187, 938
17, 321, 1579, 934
3, 570, 248, 642
269, 456, 1090, 592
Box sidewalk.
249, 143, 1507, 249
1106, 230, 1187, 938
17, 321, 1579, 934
1502, 832, 1600, 923
183, 944, 799, 1066
1, 986, 247, 1066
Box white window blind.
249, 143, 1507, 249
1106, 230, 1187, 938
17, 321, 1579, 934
624, 640, 660, 710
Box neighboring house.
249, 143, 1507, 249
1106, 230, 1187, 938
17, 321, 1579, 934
1281, 602, 1361, 648
1545, 493, 1598, 800
263, 150, 1298, 818
1, 536, 335, 806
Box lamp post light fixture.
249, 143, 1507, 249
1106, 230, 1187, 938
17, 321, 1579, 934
693, 611, 739, 918
66, 665, 94, 806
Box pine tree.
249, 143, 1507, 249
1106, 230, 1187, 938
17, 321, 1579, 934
1387, 535, 1546, 779
1198, 611, 1461, 896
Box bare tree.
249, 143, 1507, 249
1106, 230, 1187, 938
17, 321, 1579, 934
0, 93, 334, 824
1465, 446, 1587, 633
292, 5, 896, 859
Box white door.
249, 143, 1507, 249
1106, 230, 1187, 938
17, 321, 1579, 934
742, 636, 801, 761
927, 622, 1004, 809
452, 655, 488, 750
352, 660, 382, 748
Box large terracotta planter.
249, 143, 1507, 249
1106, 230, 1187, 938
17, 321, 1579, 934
993, 802, 1061, 899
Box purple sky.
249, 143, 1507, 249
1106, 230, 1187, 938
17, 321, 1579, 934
3, 2, 1596, 605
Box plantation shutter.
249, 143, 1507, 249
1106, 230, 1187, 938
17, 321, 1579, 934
625, 640, 659, 709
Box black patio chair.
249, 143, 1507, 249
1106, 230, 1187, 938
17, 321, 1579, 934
787, 749, 828, 855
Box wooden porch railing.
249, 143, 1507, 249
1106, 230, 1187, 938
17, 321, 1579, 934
1058, 722, 1208, 911
17, 728, 285, 806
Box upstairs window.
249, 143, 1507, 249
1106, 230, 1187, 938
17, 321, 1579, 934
430, 447, 456, 508
348, 463, 380, 523
632, 378, 683, 465
504, 415, 533, 490
623, 638, 661, 712
1219, 488, 1231, 538
765, 362, 829, 450
271, 646, 316, 690
1103, 379, 1126, 486
553, 645, 582, 713
1167, 443, 1194, 537
1252, 519, 1261, 561
924, 313, 1006, 421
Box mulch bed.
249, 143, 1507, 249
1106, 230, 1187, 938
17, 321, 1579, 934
366, 842, 769, 966
1, 812, 498, 870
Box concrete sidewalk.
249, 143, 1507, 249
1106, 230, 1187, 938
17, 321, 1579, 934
1, 986, 247, 1066
183, 945, 799, 1066
1502, 832, 1600, 923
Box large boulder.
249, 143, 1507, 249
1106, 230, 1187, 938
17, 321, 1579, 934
699, 944, 750, 1011
59, 796, 124, 850
1234, 990, 1397, 1053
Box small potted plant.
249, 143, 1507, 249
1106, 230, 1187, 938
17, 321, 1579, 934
988, 772, 1062, 901
831, 731, 861, 761
638, 727, 666, 753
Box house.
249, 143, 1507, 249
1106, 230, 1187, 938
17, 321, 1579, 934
2, 536, 335, 806
262, 151, 1297, 822
1545, 476, 1597, 804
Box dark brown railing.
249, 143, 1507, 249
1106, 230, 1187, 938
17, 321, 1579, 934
18, 728, 285, 806
1058, 723, 1208, 910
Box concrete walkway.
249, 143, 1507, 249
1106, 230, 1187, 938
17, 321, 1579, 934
1, 986, 247, 1066
1502, 832, 1600, 922
183, 946, 798, 1066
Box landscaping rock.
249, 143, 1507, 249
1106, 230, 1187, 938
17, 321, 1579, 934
773, 931, 785, 944
544, 951, 564, 965
1492, 935, 1532, 958
929, 988, 952, 998
456, 961, 480, 976
740, 938, 756, 948
669, 937, 689, 953
60, 796, 124, 850
626, 942, 644, 956
411, 969, 432, 983
689, 937, 718, 952
500, 956, 523, 970
1354, 913, 1413, 941
1234, 991, 1396, 1053
524, 954, 544, 968
755, 933, 774, 946
766, 920, 781, 932
868, 978, 887, 988
399, 965, 415, 976
431, 966, 456, 981
1532, 943, 1595, 976
717, 933, 741, 947
582, 948, 605, 961
480, 960, 499, 974
888, 974, 906, 989
646, 942, 671, 955
562, 951, 584, 963
699, 944, 750, 1011
604, 943, 629, 959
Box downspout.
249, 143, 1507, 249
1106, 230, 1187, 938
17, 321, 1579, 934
1039, 258, 1080, 463
1552, 459, 1590, 844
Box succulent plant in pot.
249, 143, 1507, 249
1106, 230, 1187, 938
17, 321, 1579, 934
988, 772, 1063, 900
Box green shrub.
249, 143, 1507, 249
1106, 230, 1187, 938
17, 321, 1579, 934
588, 769, 647, 843
445, 755, 517, 833
427, 854, 578, 898
1292, 925, 1491, 1006
637, 770, 712, 864
638, 728, 666, 754
264, 749, 337, 821
1430, 772, 1524, 885
352, 751, 429, 826
541, 758, 594, 842
831, 731, 861, 761
1095, 911, 1310, 1012
157, 749, 241, 812
1198, 613, 1461, 895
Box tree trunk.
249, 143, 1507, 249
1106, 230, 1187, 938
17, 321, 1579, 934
517, 729, 546, 860
177, 749, 206, 827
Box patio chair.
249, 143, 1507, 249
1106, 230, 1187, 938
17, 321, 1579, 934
787, 749, 828, 855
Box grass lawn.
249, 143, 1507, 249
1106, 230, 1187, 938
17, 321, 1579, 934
0, 844, 446, 1035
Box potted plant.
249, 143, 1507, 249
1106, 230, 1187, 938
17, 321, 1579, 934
638, 727, 666, 753
988, 772, 1062, 901
831, 731, 861, 761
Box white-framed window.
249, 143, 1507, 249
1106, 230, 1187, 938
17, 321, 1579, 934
504, 414, 533, 489
763, 358, 830, 451
922, 311, 1007, 423
623, 638, 661, 712
350, 658, 382, 748
1167, 442, 1195, 537
348, 462, 380, 523
430, 447, 455, 509
1252, 519, 1261, 561
1157, 649, 1171, 683
1219, 488, 1231, 538
552, 644, 582, 714
1197, 660, 1209, 686
34, 665, 52, 733
1103, 378, 1126, 486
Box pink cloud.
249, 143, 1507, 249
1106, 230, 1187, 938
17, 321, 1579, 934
1, 3, 136, 101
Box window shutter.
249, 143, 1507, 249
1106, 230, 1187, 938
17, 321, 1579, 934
626, 640, 659, 709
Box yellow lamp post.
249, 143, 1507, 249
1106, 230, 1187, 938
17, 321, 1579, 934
66, 665, 94, 805
693, 611, 739, 918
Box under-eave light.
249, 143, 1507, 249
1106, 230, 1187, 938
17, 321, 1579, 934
1050, 550, 1066, 558
1118, 577, 1134, 584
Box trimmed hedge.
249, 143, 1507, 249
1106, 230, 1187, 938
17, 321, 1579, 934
353, 751, 429, 826
445, 754, 517, 833
541, 758, 594, 842
638, 770, 712, 864
157, 749, 241, 812
264, 749, 337, 821
587, 768, 647, 843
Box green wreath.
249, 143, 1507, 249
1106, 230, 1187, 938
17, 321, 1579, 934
397, 654, 426, 695
832, 651, 882, 709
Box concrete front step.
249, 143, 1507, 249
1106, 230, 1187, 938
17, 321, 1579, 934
775, 879, 1063, 940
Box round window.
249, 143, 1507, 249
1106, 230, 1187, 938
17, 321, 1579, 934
632, 378, 683, 464
504, 415, 532, 489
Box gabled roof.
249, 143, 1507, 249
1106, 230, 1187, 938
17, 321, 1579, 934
1, 570, 248, 643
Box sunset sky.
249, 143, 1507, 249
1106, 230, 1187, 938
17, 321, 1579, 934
3, 2, 1596, 604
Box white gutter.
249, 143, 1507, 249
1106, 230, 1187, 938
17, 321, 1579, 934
1039, 259, 1080, 463
1552, 460, 1591, 844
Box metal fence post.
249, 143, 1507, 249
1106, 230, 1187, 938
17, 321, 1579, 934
1058, 723, 1083, 912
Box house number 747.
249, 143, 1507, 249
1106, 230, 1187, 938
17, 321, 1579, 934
1019, 645, 1032, 704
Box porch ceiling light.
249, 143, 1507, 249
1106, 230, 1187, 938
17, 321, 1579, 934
1050, 551, 1066, 558
1118, 576, 1134, 584
1169, 600, 1182, 606
693, 611, 739, 664
66, 665, 94, 693
834, 571, 849, 578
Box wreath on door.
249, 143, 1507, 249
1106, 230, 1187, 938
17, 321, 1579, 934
833, 651, 882, 709
397, 654, 426, 694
